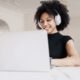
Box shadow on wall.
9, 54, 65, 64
0, 19, 9, 32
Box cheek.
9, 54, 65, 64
51, 21, 56, 27
50, 19, 56, 25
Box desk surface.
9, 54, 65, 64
0, 67, 80, 80
51, 67, 80, 80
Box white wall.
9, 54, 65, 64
0, 7, 24, 32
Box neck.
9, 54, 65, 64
49, 29, 58, 34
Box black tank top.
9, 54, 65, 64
48, 32, 72, 59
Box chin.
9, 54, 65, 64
47, 31, 51, 34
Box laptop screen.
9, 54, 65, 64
0, 30, 50, 72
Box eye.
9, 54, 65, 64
39, 20, 44, 24
47, 19, 51, 22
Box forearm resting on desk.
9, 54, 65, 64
51, 56, 80, 67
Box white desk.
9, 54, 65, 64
0, 71, 54, 80
0, 67, 80, 80
51, 67, 80, 80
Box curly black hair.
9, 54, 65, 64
34, 0, 70, 31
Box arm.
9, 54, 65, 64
51, 40, 80, 67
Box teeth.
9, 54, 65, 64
43, 26, 50, 30
45, 27, 49, 30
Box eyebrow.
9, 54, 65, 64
40, 17, 52, 21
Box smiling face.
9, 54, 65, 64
39, 12, 58, 34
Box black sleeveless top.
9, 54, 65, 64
48, 32, 72, 59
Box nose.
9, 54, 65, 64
43, 21, 48, 26
39, 20, 48, 29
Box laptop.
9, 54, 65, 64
0, 30, 50, 72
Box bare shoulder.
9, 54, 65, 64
66, 39, 79, 57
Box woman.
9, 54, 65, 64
34, 0, 80, 67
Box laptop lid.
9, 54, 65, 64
0, 30, 50, 72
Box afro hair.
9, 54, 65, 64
34, 0, 70, 31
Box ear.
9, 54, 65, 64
55, 14, 61, 26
